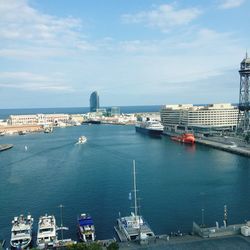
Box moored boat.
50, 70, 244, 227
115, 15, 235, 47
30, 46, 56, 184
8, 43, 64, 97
77, 213, 95, 242
44, 126, 53, 133
115, 160, 155, 243
135, 119, 163, 136
36, 214, 57, 249
171, 133, 195, 144
10, 214, 33, 249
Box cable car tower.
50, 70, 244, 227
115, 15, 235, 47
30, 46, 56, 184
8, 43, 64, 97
237, 52, 250, 133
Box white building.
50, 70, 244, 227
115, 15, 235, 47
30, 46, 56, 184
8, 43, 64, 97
8, 114, 70, 126
160, 103, 238, 133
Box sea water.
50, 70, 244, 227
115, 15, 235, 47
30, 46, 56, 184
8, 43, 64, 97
0, 124, 250, 246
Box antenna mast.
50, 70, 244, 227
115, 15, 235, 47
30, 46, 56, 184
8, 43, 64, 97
133, 160, 138, 217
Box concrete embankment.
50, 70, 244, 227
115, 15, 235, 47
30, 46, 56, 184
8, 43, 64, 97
195, 138, 250, 157
163, 132, 250, 157
0, 144, 13, 152
0, 124, 43, 134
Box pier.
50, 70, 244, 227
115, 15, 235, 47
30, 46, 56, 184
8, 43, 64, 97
0, 144, 13, 152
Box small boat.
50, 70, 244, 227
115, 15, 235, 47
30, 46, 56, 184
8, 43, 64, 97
10, 214, 33, 249
115, 160, 155, 243
77, 136, 87, 144
37, 214, 57, 249
77, 213, 95, 242
171, 133, 195, 144
44, 126, 53, 133
18, 131, 27, 135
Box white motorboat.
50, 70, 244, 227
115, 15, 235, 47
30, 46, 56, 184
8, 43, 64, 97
36, 214, 57, 249
10, 214, 33, 249
77, 136, 87, 144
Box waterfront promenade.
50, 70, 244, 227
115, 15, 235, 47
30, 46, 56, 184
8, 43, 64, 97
117, 235, 250, 249
196, 136, 250, 157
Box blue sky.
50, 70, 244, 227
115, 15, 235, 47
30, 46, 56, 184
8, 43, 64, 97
0, 0, 249, 108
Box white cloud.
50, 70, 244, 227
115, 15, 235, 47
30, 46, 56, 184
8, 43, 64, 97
122, 4, 202, 32
0, 71, 74, 92
218, 0, 245, 9
0, 0, 96, 57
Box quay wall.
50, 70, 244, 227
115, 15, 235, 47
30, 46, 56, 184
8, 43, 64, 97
163, 132, 250, 158
0, 125, 43, 133
195, 138, 250, 157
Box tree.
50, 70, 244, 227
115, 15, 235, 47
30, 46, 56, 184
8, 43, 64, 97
107, 242, 119, 250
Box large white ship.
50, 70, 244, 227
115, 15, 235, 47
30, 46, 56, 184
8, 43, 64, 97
115, 160, 155, 243
135, 119, 164, 136
10, 214, 33, 249
36, 215, 57, 249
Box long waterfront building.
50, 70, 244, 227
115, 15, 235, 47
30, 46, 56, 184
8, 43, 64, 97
8, 114, 70, 126
160, 103, 238, 132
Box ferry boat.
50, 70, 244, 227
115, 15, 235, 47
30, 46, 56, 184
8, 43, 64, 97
171, 133, 195, 144
115, 160, 155, 243
135, 119, 163, 136
36, 215, 57, 249
10, 214, 33, 249
77, 136, 87, 144
77, 214, 95, 242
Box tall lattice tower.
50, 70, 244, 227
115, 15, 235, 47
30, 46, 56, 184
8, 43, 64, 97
237, 53, 250, 133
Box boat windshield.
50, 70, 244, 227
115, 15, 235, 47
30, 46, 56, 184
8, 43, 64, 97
39, 228, 53, 233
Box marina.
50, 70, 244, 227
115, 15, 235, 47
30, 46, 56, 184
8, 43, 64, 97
0, 124, 250, 248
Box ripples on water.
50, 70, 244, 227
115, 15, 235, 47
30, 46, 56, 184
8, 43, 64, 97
0, 124, 250, 244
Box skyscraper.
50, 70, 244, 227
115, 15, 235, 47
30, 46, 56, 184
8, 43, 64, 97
89, 91, 100, 112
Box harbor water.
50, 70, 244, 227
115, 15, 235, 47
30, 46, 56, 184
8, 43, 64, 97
1, 124, 250, 246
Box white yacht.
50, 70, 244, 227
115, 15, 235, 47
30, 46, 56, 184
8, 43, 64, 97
36, 215, 57, 249
76, 136, 87, 144
10, 214, 33, 249
115, 160, 155, 243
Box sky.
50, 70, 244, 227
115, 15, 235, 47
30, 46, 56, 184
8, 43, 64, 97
0, 0, 249, 108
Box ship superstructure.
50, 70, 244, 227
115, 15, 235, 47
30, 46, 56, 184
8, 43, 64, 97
36, 215, 57, 249
10, 214, 33, 249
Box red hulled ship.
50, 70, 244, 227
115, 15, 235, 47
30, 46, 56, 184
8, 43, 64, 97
171, 133, 195, 144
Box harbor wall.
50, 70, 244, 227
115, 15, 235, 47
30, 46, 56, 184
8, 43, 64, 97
163, 132, 250, 158
0, 125, 43, 133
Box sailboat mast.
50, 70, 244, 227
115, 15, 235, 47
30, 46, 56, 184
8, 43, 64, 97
133, 160, 138, 217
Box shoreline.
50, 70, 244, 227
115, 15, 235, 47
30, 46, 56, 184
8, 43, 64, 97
163, 132, 250, 158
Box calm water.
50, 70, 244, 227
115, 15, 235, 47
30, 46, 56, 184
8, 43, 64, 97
0, 124, 250, 245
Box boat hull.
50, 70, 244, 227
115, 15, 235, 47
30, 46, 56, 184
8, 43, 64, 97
171, 133, 195, 144
135, 126, 163, 136
10, 238, 31, 249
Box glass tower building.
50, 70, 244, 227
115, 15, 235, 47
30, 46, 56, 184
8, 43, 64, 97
89, 91, 100, 112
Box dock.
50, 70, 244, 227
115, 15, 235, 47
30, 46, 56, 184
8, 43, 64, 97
195, 137, 250, 157
114, 225, 128, 242
0, 144, 13, 152
163, 131, 250, 157
0, 240, 5, 250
